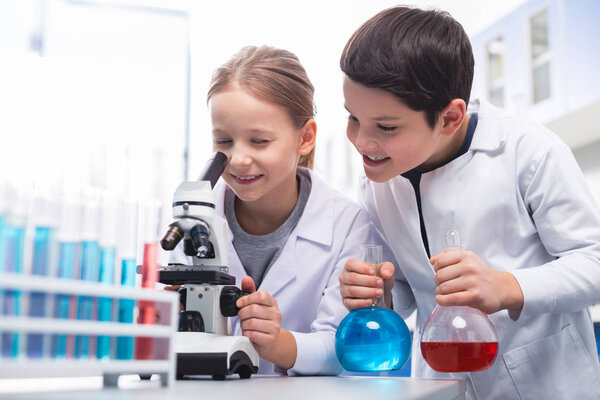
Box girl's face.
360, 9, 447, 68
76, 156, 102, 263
343, 76, 450, 183
209, 85, 313, 204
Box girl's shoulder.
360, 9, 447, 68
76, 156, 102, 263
298, 167, 370, 245
299, 167, 364, 216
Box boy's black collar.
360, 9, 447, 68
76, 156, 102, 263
402, 112, 478, 179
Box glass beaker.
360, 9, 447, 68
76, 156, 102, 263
335, 244, 412, 372
420, 230, 498, 373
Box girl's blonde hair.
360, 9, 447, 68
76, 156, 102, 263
207, 46, 316, 169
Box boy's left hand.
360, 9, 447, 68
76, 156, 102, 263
430, 250, 524, 314
236, 276, 282, 356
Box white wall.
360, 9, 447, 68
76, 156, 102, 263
470, 0, 600, 206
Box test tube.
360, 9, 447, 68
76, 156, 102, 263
134, 200, 161, 360
0, 183, 6, 355
116, 199, 138, 360
74, 189, 100, 359
0, 182, 6, 271
1, 185, 28, 359
0, 184, 6, 307
27, 191, 59, 358
96, 195, 118, 360
51, 195, 81, 358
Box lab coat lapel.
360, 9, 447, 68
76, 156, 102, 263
213, 180, 248, 283
258, 168, 333, 298
257, 234, 298, 297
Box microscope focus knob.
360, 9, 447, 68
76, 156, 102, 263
220, 286, 248, 317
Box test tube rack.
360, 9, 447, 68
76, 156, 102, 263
0, 272, 179, 388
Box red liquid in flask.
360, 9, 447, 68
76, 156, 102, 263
421, 341, 498, 372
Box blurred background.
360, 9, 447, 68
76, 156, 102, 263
0, 0, 599, 225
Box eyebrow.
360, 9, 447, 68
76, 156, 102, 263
344, 105, 402, 122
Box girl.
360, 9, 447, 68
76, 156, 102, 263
175, 45, 372, 375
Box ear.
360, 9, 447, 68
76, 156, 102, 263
440, 99, 467, 137
298, 119, 317, 156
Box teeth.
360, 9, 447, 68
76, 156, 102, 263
236, 175, 259, 180
367, 155, 386, 161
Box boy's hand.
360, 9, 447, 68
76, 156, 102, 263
339, 259, 395, 310
236, 276, 282, 356
431, 250, 524, 314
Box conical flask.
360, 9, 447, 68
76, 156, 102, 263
420, 230, 499, 373
335, 245, 411, 372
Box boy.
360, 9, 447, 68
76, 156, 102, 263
338, 6, 600, 399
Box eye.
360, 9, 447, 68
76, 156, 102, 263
251, 138, 269, 145
347, 114, 359, 123
214, 139, 232, 145
376, 123, 396, 133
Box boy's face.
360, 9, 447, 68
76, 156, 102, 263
343, 76, 448, 183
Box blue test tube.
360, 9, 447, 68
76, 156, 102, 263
0, 184, 6, 327
27, 193, 58, 358
116, 199, 138, 360
51, 195, 81, 359
0, 184, 6, 271
1, 186, 28, 359
96, 196, 118, 360
74, 191, 100, 359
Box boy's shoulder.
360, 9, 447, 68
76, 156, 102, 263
472, 99, 567, 155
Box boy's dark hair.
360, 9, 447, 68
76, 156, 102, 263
340, 6, 474, 128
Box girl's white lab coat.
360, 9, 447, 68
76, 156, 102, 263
360, 100, 600, 400
173, 167, 371, 375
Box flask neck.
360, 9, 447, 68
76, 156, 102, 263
371, 293, 385, 308
371, 263, 386, 308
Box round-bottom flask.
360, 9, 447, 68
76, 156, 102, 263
420, 305, 498, 372
335, 245, 411, 372
421, 230, 498, 373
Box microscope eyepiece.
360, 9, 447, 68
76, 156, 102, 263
198, 151, 228, 188
161, 224, 184, 251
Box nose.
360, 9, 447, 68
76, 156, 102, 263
353, 128, 378, 154
229, 146, 252, 169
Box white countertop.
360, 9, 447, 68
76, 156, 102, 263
0, 375, 465, 400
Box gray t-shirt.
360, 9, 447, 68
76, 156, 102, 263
224, 172, 312, 288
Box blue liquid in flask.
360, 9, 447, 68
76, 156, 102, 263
336, 305, 411, 371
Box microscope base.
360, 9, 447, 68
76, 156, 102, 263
174, 332, 259, 379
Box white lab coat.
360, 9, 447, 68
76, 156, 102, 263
172, 167, 372, 375
360, 100, 600, 400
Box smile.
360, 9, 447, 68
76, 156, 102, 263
231, 174, 263, 184
363, 154, 390, 167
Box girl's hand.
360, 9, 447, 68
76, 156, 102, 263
236, 277, 282, 356
163, 285, 184, 312
339, 259, 395, 310
431, 250, 524, 314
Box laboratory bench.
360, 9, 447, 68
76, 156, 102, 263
1, 375, 466, 400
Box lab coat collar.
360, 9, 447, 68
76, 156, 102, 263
211, 168, 333, 296
212, 167, 333, 247
467, 99, 507, 153
293, 167, 334, 247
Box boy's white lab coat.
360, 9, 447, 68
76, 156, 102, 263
172, 167, 371, 375
361, 100, 600, 399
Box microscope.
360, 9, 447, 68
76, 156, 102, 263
158, 151, 259, 380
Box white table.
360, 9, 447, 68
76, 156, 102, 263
1, 375, 465, 400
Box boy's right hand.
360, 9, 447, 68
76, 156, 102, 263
339, 259, 395, 310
